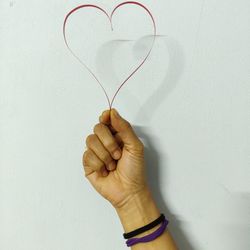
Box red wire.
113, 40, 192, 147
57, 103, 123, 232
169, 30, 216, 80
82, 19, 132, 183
63, 1, 156, 110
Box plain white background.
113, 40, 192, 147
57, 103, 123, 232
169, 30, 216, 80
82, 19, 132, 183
0, 0, 249, 249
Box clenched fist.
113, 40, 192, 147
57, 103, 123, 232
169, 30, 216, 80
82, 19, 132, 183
82, 108, 148, 209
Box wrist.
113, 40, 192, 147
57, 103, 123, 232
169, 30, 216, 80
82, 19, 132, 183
115, 186, 161, 236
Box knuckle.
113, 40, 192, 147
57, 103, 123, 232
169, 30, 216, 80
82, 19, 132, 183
82, 151, 89, 166
93, 123, 103, 134
82, 150, 104, 171
86, 134, 96, 146
83, 164, 92, 177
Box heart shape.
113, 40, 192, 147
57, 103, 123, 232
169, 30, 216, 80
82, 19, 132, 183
63, 1, 156, 109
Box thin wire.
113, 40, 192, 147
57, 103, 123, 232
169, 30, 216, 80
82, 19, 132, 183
63, 1, 156, 111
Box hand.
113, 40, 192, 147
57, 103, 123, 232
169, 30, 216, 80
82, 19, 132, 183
82, 108, 148, 209
82, 109, 178, 249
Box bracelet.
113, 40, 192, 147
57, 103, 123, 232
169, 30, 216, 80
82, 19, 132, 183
125, 218, 168, 247
123, 213, 165, 239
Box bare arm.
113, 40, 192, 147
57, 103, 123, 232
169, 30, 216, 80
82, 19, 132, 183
116, 186, 177, 249
82, 108, 178, 249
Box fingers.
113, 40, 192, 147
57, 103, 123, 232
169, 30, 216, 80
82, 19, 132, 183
99, 110, 110, 124
83, 108, 142, 180
86, 134, 117, 171
99, 110, 116, 134
109, 108, 144, 152
99, 110, 123, 147
93, 123, 122, 160
82, 148, 108, 177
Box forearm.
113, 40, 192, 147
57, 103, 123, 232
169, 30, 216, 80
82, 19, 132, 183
115, 186, 178, 250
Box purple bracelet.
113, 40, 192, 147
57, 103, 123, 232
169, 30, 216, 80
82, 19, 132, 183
125, 218, 169, 247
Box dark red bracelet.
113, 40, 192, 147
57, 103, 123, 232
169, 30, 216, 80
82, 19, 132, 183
123, 213, 166, 239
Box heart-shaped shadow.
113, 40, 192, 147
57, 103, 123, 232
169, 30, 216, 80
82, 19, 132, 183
63, 1, 156, 109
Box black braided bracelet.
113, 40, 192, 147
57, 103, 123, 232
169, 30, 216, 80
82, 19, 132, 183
123, 213, 165, 239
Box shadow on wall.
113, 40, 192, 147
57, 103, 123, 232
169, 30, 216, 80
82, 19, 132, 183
133, 36, 192, 248
133, 36, 195, 249
133, 36, 191, 248
96, 35, 185, 117
135, 35, 185, 122
133, 126, 196, 250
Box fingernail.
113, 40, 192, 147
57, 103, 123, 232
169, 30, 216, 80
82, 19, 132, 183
102, 168, 108, 177
108, 161, 116, 171
113, 109, 121, 118
113, 149, 121, 159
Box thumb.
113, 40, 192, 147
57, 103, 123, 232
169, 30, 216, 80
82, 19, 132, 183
110, 108, 143, 152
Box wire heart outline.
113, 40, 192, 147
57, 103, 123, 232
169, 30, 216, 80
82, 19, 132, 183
63, 1, 156, 110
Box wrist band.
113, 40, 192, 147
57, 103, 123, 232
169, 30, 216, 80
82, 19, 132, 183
123, 213, 165, 239
125, 218, 168, 247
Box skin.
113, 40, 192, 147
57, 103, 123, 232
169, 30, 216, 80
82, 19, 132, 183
82, 108, 178, 249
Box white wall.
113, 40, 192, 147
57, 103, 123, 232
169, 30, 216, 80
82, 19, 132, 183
0, 0, 249, 249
